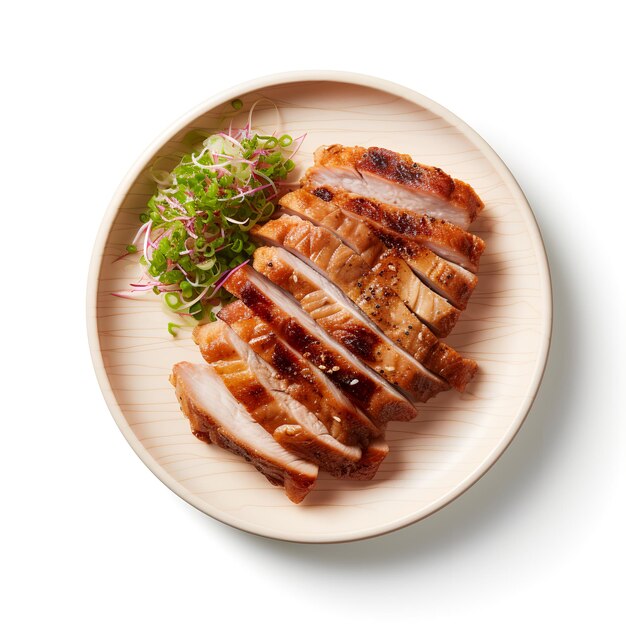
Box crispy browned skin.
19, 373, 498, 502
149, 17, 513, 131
222, 265, 418, 426
217, 301, 372, 448
170, 362, 316, 503
279, 188, 386, 266
193, 321, 365, 477
311, 145, 484, 227
280, 187, 477, 312
305, 185, 485, 272
252, 215, 478, 391
253, 246, 449, 402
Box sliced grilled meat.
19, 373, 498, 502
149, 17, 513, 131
304, 185, 485, 272
279, 188, 462, 333
307, 145, 484, 229
279, 187, 386, 266
370, 250, 460, 337
371, 229, 477, 310
193, 320, 363, 477
217, 301, 374, 448
217, 303, 389, 480
170, 362, 317, 503
253, 246, 449, 402
222, 264, 418, 426
351, 274, 478, 392
252, 215, 478, 391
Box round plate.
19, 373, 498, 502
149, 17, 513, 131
87, 71, 552, 543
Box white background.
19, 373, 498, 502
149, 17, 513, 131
2, 1, 624, 624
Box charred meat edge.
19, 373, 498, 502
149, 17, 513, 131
251, 214, 478, 391
216, 303, 390, 480
222, 265, 419, 425
217, 300, 375, 448
308, 144, 484, 228
280, 187, 465, 329
170, 362, 317, 503
252, 245, 449, 402
304, 184, 485, 272
193, 320, 369, 478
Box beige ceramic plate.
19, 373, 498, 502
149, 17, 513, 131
88, 71, 551, 543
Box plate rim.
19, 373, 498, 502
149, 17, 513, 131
87, 70, 553, 543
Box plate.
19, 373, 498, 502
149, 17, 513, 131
87, 71, 552, 543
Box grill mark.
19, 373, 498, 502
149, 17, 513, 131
360, 147, 423, 186
357, 147, 457, 197
282, 319, 376, 405
271, 340, 302, 379
313, 145, 484, 220
345, 195, 437, 240
365, 147, 390, 170
235, 381, 273, 412
371, 228, 412, 255
335, 324, 382, 361
346, 196, 379, 221
312, 187, 334, 202
239, 282, 274, 322
283, 318, 323, 354
390, 213, 435, 237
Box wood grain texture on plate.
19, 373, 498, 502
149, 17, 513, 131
88, 74, 551, 542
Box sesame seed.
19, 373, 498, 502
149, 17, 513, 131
385, 366, 396, 371
350, 379, 359, 385
318, 364, 326, 370
332, 416, 342, 423
292, 274, 298, 283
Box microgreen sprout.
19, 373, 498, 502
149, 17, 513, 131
113, 110, 305, 331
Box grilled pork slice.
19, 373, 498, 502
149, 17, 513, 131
216, 303, 389, 479
222, 265, 418, 426
253, 246, 449, 402
170, 362, 317, 503
351, 275, 478, 392
217, 301, 373, 448
252, 215, 478, 391
193, 320, 363, 477
370, 251, 460, 337
308, 145, 484, 229
294, 185, 477, 311
304, 185, 485, 272
279, 187, 386, 266
279, 188, 461, 334
372, 229, 477, 310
